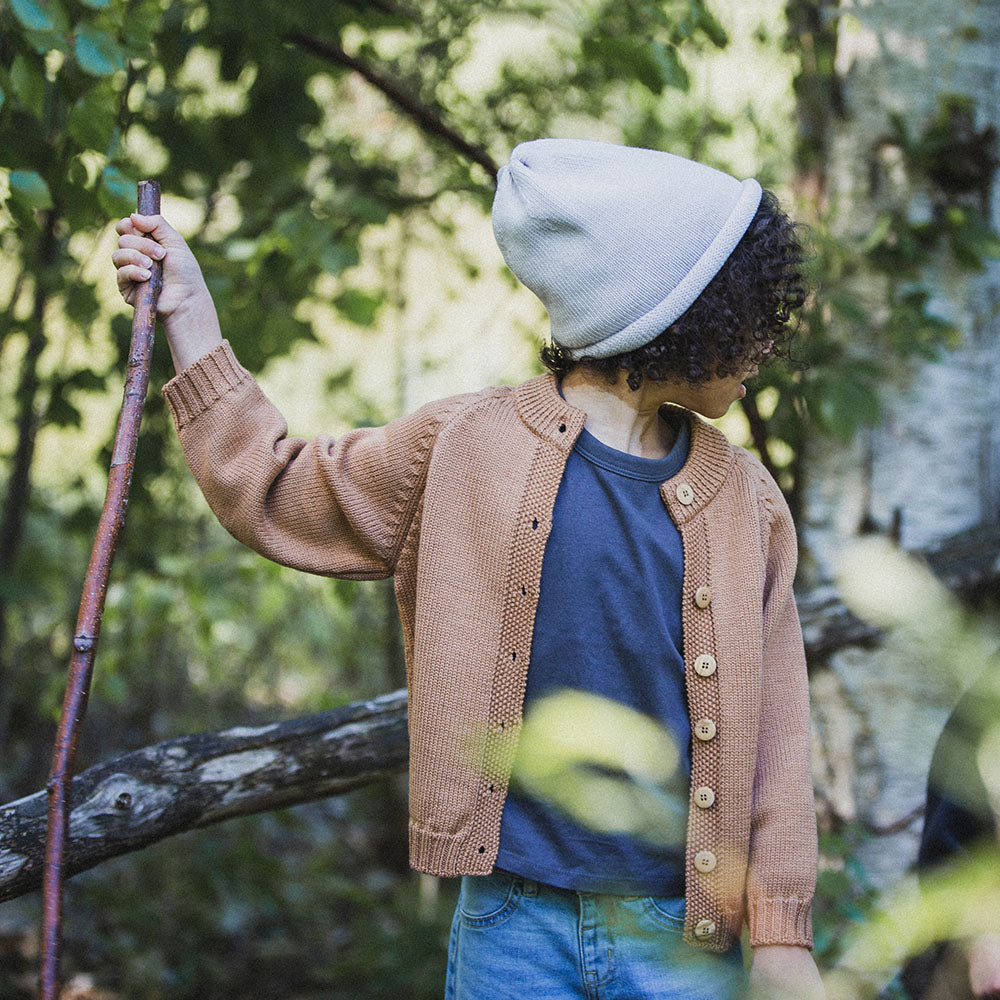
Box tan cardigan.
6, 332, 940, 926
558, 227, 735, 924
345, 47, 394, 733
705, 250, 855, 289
163, 341, 817, 953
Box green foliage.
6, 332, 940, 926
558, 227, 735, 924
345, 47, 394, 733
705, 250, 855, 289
812, 826, 882, 965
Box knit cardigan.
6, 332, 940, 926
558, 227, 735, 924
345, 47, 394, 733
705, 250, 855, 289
162, 341, 817, 953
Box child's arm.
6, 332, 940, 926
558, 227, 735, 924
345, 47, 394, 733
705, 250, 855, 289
744, 485, 824, 998
736, 466, 818, 957
112, 214, 448, 579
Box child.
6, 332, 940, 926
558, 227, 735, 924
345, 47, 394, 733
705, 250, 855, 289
113, 138, 823, 999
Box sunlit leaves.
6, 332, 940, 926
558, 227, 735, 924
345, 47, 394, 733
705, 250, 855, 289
67, 83, 118, 151
73, 22, 127, 76
511, 690, 687, 847
8, 169, 54, 210
9, 0, 62, 32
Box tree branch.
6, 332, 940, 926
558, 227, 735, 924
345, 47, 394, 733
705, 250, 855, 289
286, 32, 499, 181
0, 690, 409, 903
739, 391, 779, 483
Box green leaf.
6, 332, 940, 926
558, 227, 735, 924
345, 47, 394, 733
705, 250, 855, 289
98, 164, 135, 215
65, 284, 101, 326
649, 42, 689, 92
74, 23, 127, 77
333, 289, 384, 327
10, 54, 45, 118
694, 4, 729, 48
582, 37, 688, 94
68, 85, 117, 151
10, 0, 57, 31
46, 392, 82, 428
812, 378, 881, 441
79, 0, 111, 7
14, 0, 70, 54
9, 170, 53, 210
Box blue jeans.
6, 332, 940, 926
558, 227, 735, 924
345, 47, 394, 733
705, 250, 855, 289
444, 870, 747, 1000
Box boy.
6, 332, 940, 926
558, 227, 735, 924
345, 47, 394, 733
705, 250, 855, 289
113, 138, 823, 999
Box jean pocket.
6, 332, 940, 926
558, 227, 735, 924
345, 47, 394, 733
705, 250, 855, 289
641, 894, 686, 931
458, 872, 522, 929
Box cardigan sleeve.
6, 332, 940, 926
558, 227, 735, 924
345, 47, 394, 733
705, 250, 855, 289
745, 480, 818, 949
162, 341, 445, 580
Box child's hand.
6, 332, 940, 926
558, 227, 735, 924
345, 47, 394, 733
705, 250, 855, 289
112, 213, 222, 372
113, 213, 208, 319
749, 945, 825, 1000
967, 933, 1000, 997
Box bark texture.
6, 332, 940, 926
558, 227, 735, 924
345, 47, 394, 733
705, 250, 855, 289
1, 690, 408, 903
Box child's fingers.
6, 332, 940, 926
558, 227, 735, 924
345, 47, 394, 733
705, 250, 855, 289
116, 262, 152, 289
116, 233, 165, 260
112, 247, 155, 270
129, 212, 183, 246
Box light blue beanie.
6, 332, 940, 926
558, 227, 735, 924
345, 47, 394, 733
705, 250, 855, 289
492, 138, 763, 359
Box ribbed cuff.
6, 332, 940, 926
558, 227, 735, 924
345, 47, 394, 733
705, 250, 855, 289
162, 341, 250, 429
747, 895, 814, 949
409, 822, 490, 877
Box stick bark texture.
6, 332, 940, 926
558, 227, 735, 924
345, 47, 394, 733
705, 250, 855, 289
39, 182, 163, 1000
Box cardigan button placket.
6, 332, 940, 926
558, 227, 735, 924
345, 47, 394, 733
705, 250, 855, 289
693, 653, 717, 677
694, 850, 717, 873
693, 785, 716, 809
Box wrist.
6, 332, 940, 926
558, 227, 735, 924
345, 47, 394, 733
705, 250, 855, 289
162, 288, 223, 372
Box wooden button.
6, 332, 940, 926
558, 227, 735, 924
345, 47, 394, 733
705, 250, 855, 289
694, 718, 717, 742
693, 654, 717, 677
694, 850, 717, 873
675, 483, 695, 505
694, 919, 716, 939
694, 585, 711, 608
693, 786, 716, 809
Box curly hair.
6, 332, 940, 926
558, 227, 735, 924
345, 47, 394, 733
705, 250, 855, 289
539, 189, 807, 388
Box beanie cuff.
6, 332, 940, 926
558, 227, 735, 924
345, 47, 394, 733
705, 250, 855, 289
564, 177, 763, 360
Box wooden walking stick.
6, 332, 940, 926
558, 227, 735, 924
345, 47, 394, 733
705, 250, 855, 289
39, 181, 163, 1000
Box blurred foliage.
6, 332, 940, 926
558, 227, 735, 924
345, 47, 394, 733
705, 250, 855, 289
813, 538, 1000, 999
511, 689, 687, 847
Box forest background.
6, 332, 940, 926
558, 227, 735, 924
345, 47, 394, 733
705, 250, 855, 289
0, 0, 998, 997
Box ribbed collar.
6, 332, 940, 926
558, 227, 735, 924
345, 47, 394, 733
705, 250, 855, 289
513, 374, 734, 523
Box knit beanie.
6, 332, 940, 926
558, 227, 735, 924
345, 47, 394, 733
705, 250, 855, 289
492, 137, 763, 359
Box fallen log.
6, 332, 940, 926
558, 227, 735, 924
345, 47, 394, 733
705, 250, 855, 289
0, 690, 408, 903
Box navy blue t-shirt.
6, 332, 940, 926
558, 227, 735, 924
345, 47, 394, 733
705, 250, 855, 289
496, 413, 691, 896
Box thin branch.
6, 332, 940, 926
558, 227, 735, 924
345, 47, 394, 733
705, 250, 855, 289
739, 391, 779, 483
341, 0, 415, 18
0, 215, 58, 763
861, 804, 925, 837
39, 182, 163, 1000
286, 32, 499, 181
